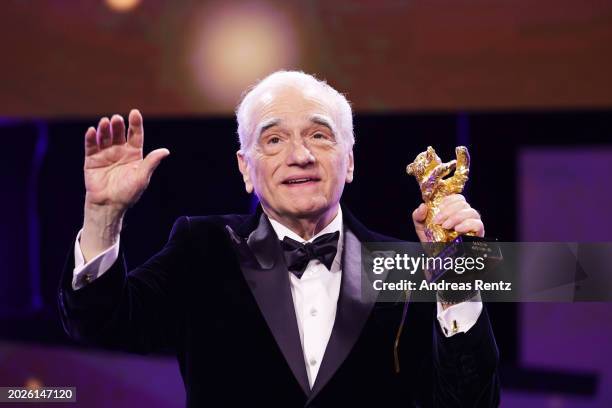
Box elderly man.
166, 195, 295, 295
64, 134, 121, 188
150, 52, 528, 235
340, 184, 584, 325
58, 71, 499, 407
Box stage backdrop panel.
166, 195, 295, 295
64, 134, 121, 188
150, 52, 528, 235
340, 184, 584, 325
517, 148, 612, 407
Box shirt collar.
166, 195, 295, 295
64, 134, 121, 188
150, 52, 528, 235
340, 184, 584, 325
268, 207, 343, 244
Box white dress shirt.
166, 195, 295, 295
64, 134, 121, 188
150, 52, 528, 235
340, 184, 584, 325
72, 209, 482, 388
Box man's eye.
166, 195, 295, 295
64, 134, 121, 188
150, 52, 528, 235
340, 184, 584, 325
313, 133, 327, 140
267, 136, 281, 144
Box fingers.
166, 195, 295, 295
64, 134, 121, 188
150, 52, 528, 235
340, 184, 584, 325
439, 208, 480, 230
92, 114, 128, 153
110, 114, 126, 145
96, 117, 112, 149
433, 194, 471, 225
455, 218, 485, 237
412, 203, 429, 242
141, 148, 170, 180
428, 193, 484, 236
89, 111, 138, 155
412, 203, 428, 223
85, 126, 98, 156
439, 193, 466, 208
127, 109, 144, 149
413, 194, 485, 240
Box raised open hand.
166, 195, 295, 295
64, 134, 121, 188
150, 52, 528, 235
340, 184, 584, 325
84, 109, 169, 212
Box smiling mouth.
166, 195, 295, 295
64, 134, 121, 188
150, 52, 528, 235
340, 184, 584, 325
282, 177, 320, 185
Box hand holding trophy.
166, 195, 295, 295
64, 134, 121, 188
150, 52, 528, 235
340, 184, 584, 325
406, 146, 502, 303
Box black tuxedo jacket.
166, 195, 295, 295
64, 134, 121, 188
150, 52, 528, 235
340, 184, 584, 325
58, 206, 500, 407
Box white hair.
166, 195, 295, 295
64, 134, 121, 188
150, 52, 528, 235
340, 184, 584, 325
235, 70, 354, 154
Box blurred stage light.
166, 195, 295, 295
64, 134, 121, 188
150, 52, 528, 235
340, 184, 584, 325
188, 2, 299, 106
24, 377, 43, 389
105, 0, 141, 13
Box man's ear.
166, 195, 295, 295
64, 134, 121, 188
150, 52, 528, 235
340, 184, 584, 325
345, 150, 355, 183
236, 150, 254, 193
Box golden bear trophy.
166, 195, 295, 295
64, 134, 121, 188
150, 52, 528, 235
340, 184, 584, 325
406, 146, 472, 243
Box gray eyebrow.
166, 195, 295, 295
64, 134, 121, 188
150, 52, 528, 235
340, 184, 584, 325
256, 118, 280, 138
310, 114, 337, 136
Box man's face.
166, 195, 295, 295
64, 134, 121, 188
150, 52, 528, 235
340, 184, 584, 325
237, 86, 354, 221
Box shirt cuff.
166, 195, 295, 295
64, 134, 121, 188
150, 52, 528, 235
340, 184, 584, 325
72, 229, 120, 290
436, 292, 483, 337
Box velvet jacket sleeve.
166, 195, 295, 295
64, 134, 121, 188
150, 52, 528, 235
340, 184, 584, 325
430, 305, 500, 407
57, 216, 190, 354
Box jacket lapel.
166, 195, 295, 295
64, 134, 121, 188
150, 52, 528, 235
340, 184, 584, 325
225, 212, 311, 396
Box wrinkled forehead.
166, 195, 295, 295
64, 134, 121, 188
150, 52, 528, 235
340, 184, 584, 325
249, 85, 339, 133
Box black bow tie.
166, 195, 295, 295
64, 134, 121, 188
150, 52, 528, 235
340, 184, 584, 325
280, 231, 340, 278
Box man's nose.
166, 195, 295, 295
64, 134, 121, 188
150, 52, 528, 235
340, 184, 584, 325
287, 140, 315, 166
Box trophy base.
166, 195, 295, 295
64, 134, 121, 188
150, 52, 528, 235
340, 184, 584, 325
423, 235, 503, 303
